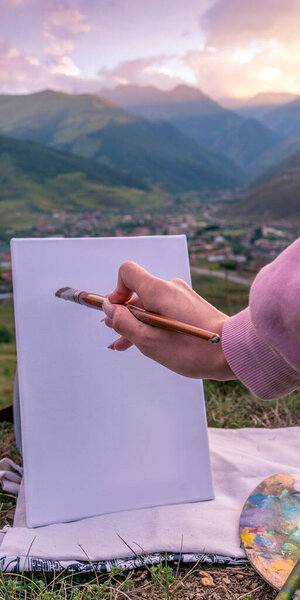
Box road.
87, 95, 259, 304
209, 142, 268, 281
191, 267, 251, 287
0, 293, 13, 301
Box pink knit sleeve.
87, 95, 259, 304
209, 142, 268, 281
221, 238, 300, 400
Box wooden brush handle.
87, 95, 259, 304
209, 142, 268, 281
127, 304, 219, 341
78, 292, 106, 309
78, 292, 220, 343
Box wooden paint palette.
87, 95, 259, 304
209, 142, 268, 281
239, 474, 300, 591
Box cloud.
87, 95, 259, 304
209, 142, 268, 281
47, 5, 91, 35
181, 0, 300, 98
98, 55, 196, 90
0, 37, 95, 93
41, 3, 91, 80
201, 0, 300, 45
95, 1, 300, 98
0, 39, 42, 92
1, 0, 300, 99
0, 0, 29, 7
44, 30, 75, 56
185, 40, 300, 99
43, 3, 91, 54
51, 54, 80, 76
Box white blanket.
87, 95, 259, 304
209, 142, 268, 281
1, 427, 300, 572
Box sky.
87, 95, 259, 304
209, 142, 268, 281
0, 0, 300, 100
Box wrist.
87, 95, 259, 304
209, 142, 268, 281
216, 317, 237, 380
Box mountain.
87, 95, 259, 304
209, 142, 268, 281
0, 134, 156, 227
247, 133, 300, 179
222, 92, 298, 120
219, 149, 300, 221
0, 90, 128, 145
0, 131, 146, 189
259, 96, 300, 137
0, 90, 243, 193
243, 91, 298, 107
59, 118, 245, 192
100, 84, 220, 116
100, 84, 281, 169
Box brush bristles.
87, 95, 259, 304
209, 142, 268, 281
55, 286, 72, 298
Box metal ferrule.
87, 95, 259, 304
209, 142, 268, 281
72, 289, 82, 303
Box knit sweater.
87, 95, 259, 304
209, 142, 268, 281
222, 238, 300, 400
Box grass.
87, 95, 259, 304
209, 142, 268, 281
0, 301, 16, 410
0, 277, 298, 599
191, 272, 250, 316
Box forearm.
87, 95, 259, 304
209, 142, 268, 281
221, 238, 300, 400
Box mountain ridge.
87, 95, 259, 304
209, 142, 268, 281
218, 149, 300, 220
0, 89, 244, 193
259, 96, 300, 138
0, 133, 157, 228
100, 83, 281, 169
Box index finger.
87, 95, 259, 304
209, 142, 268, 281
107, 261, 164, 307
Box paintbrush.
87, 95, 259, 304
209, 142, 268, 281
55, 286, 220, 343
275, 558, 300, 600
239, 474, 300, 597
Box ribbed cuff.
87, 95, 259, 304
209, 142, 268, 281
222, 308, 300, 400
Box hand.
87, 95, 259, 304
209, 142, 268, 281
102, 261, 236, 381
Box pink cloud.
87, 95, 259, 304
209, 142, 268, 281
98, 56, 190, 90
0, 0, 30, 12
0, 39, 42, 93
187, 0, 300, 98
0, 37, 92, 93
44, 30, 75, 56
201, 0, 300, 44
47, 5, 91, 35
185, 41, 300, 99
41, 3, 90, 77
0, 0, 29, 6
1, 0, 300, 100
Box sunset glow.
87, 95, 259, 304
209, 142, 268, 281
0, 0, 300, 100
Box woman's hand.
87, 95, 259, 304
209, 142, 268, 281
102, 261, 235, 381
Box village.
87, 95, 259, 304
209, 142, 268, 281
0, 200, 298, 296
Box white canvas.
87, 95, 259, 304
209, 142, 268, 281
11, 235, 214, 528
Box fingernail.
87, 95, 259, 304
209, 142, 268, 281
102, 300, 116, 319
107, 342, 115, 350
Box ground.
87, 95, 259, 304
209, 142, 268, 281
1, 380, 299, 599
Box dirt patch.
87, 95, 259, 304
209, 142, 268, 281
126, 563, 277, 599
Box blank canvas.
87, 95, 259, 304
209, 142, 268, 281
11, 235, 214, 527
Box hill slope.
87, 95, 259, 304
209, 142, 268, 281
260, 96, 300, 138
101, 84, 281, 169
219, 150, 300, 221
247, 133, 300, 179
0, 90, 243, 193
228, 92, 298, 121
59, 118, 244, 193
0, 90, 128, 145
0, 134, 158, 228
0, 132, 147, 189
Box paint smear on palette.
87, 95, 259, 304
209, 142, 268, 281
239, 474, 300, 591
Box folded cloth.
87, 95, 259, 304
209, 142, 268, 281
1, 427, 299, 573
0, 458, 23, 494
